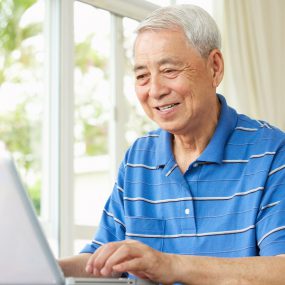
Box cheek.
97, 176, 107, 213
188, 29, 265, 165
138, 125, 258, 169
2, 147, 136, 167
171, 81, 193, 99
135, 86, 149, 104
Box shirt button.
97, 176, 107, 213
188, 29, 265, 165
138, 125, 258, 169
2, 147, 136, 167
185, 208, 190, 215
193, 163, 199, 168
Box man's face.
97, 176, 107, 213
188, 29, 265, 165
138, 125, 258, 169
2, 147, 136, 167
134, 29, 221, 136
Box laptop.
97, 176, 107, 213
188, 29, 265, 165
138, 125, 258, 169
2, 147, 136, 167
0, 150, 154, 285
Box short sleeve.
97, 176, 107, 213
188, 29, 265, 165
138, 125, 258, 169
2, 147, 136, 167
256, 145, 285, 256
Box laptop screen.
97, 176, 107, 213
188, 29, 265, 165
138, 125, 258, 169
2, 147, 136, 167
0, 152, 64, 285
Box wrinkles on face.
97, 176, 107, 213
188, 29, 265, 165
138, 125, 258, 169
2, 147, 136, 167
134, 29, 220, 136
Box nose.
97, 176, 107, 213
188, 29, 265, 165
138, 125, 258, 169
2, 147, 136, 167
148, 75, 170, 99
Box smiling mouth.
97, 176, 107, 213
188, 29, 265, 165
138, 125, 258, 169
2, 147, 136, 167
156, 103, 179, 111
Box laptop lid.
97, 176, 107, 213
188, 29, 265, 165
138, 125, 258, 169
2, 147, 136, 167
0, 150, 157, 285
0, 151, 65, 285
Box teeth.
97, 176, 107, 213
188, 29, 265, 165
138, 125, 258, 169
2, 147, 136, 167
159, 104, 177, 111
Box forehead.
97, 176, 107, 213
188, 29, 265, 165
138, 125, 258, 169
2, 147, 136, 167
134, 29, 194, 67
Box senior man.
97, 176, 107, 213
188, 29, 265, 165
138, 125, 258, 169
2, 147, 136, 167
60, 4, 285, 284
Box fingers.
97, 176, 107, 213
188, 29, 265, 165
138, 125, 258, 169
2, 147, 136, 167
86, 242, 120, 276
102, 242, 143, 274
85, 240, 177, 284
113, 258, 148, 276
85, 240, 142, 277
113, 246, 177, 284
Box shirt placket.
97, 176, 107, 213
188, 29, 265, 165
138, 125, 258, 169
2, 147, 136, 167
180, 162, 201, 233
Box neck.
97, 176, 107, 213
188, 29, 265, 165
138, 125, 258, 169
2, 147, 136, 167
173, 98, 221, 173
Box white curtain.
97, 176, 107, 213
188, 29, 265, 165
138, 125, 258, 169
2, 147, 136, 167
217, 0, 285, 130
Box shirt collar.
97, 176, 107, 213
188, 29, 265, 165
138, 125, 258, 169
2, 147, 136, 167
155, 94, 238, 166
156, 128, 174, 167
198, 94, 238, 164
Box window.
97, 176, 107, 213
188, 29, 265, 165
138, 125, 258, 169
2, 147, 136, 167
73, 2, 112, 252
0, 0, 45, 217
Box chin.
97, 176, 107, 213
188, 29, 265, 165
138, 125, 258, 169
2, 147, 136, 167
157, 123, 178, 133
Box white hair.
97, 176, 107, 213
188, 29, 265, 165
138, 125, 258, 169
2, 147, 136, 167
136, 4, 221, 58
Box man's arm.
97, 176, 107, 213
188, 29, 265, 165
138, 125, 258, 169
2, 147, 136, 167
172, 254, 285, 285
85, 240, 285, 285
58, 253, 93, 277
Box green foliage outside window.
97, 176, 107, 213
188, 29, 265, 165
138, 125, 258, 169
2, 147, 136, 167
0, 0, 41, 213
0, 0, 41, 84
0, 0, 109, 214
74, 34, 109, 156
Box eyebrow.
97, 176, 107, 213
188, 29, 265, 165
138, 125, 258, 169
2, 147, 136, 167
133, 57, 184, 72
133, 65, 147, 73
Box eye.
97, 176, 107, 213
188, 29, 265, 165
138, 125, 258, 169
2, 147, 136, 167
136, 74, 146, 80
163, 68, 179, 78
165, 69, 175, 73
135, 73, 150, 85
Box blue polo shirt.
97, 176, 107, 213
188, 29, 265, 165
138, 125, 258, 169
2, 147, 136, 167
81, 94, 285, 258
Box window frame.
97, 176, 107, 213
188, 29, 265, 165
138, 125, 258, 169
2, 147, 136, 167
43, 0, 75, 257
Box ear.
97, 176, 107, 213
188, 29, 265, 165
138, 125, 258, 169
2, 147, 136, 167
208, 49, 224, 88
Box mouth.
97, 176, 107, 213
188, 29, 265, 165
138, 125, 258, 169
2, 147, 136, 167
156, 103, 180, 111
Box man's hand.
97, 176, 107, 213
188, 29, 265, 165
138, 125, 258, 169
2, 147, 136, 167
85, 240, 178, 284
58, 253, 93, 277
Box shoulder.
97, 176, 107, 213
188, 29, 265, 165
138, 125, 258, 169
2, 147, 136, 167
128, 128, 162, 150
122, 128, 163, 165
233, 113, 285, 148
